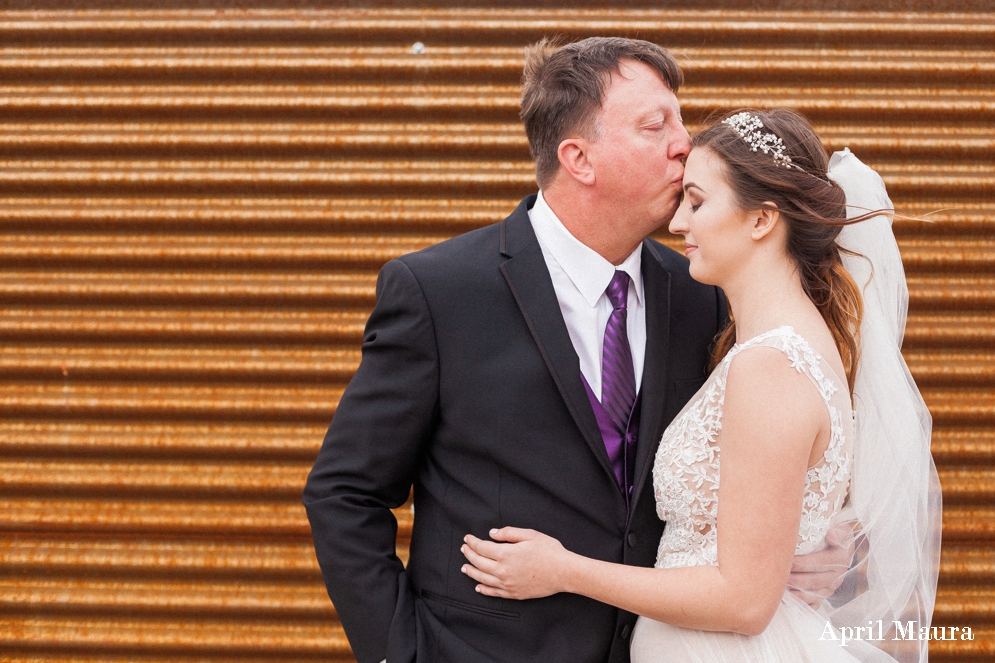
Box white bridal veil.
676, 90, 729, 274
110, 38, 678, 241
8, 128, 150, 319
824, 149, 943, 663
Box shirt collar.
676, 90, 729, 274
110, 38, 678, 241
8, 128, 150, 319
530, 190, 644, 308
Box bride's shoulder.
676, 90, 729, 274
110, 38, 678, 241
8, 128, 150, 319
722, 341, 827, 432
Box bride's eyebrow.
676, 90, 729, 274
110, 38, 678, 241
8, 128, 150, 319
683, 182, 704, 194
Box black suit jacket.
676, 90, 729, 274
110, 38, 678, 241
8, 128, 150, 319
303, 196, 727, 663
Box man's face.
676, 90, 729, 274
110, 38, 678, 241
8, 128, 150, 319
587, 59, 691, 234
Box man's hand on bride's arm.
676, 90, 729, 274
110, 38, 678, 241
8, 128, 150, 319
787, 522, 857, 609
460, 527, 574, 600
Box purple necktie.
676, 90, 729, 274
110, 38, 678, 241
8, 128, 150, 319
601, 271, 637, 437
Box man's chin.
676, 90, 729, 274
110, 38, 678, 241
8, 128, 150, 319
653, 201, 681, 229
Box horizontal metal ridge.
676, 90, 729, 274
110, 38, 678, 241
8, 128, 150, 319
9, 532, 986, 587
0, 197, 991, 233
0, 159, 538, 197
0, 234, 442, 269
2, 578, 986, 626
0, 421, 326, 459
934, 590, 995, 623
939, 507, 995, 542
936, 469, 995, 504
0, 345, 991, 386
930, 429, 995, 464
906, 277, 995, 310
0, 271, 377, 306
0, 311, 990, 348
0, 655, 345, 663
0, 497, 411, 538
0, 161, 989, 200
0, 534, 325, 577
0, 616, 350, 656
0, 382, 343, 421
0, 345, 360, 382
0, 9, 992, 46
0, 496, 982, 541
0, 46, 988, 83
0, 419, 988, 462
2, 85, 993, 124
0, 308, 367, 344
1, 458, 989, 504
922, 389, 995, 424
904, 353, 995, 386
898, 241, 995, 272
938, 544, 995, 584
0, 122, 529, 159
0, 577, 335, 618
0, 122, 991, 161
5, 271, 993, 308
0, 234, 990, 272
0, 459, 312, 498
0, 196, 509, 233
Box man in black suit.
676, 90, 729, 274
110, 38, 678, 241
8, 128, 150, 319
305, 38, 728, 662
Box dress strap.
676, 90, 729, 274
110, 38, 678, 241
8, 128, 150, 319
728, 326, 842, 404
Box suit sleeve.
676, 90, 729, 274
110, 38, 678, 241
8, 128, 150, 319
303, 258, 439, 663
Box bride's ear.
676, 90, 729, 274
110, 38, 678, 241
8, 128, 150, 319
749, 203, 780, 241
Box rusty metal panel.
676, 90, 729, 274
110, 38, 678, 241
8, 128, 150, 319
0, 6, 991, 661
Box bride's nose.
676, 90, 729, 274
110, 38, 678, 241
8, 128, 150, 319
669, 203, 689, 235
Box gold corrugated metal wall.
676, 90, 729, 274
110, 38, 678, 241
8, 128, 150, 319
0, 7, 991, 661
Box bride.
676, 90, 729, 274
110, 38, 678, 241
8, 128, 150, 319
460, 109, 941, 662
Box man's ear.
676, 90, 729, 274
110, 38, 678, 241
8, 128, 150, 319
750, 203, 780, 241
557, 137, 596, 186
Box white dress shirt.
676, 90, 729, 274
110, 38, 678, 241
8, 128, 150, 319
528, 190, 646, 399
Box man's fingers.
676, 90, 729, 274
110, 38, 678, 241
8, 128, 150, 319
461, 542, 501, 576
463, 534, 508, 562
489, 527, 534, 543
475, 583, 512, 599
788, 569, 839, 591
464, 534, 508, 559
825, 521, 857, 552
461, 561, 503, 589
790, 549, 850, 574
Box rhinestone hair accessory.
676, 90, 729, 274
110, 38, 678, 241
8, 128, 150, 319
722, 112, 796, 169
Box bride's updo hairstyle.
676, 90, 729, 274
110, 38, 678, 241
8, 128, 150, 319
696, 108, 864, 393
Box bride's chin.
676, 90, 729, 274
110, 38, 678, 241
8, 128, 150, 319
687, 263, 718, 287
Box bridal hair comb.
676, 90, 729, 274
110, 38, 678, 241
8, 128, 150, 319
722, 112, 796, 169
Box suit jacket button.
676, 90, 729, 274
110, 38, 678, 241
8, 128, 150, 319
627, 532, 638, 547
621, 624, 632, 640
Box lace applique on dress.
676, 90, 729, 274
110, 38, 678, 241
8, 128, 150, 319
652, 326, 853, 569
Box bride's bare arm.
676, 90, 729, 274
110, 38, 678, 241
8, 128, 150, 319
461, 347, 824, 636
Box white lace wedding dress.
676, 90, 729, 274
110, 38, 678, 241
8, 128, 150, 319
630, 326, 881, 663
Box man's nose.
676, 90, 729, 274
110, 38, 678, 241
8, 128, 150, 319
671, 123, 692, 160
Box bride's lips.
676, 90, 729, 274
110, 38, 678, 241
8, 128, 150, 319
684, 244, 697, 256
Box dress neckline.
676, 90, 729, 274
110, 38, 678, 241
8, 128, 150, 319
732, 324, 797, 350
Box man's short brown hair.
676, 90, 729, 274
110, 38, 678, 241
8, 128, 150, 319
520, 37, 684, 189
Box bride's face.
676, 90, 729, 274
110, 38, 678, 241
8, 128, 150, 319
668, 147, 754, 286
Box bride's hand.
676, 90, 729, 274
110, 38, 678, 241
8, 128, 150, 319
461, 527, 572, 600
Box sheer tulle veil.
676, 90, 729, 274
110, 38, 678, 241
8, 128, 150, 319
822, 149, 942, 663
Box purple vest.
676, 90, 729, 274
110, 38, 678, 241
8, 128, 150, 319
581, 373, 640, 514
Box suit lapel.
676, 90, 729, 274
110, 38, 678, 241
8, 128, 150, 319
498, 202, 617, 486
630, 241, 672, 512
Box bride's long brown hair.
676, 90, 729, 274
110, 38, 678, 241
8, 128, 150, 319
695, 109, 873, 394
